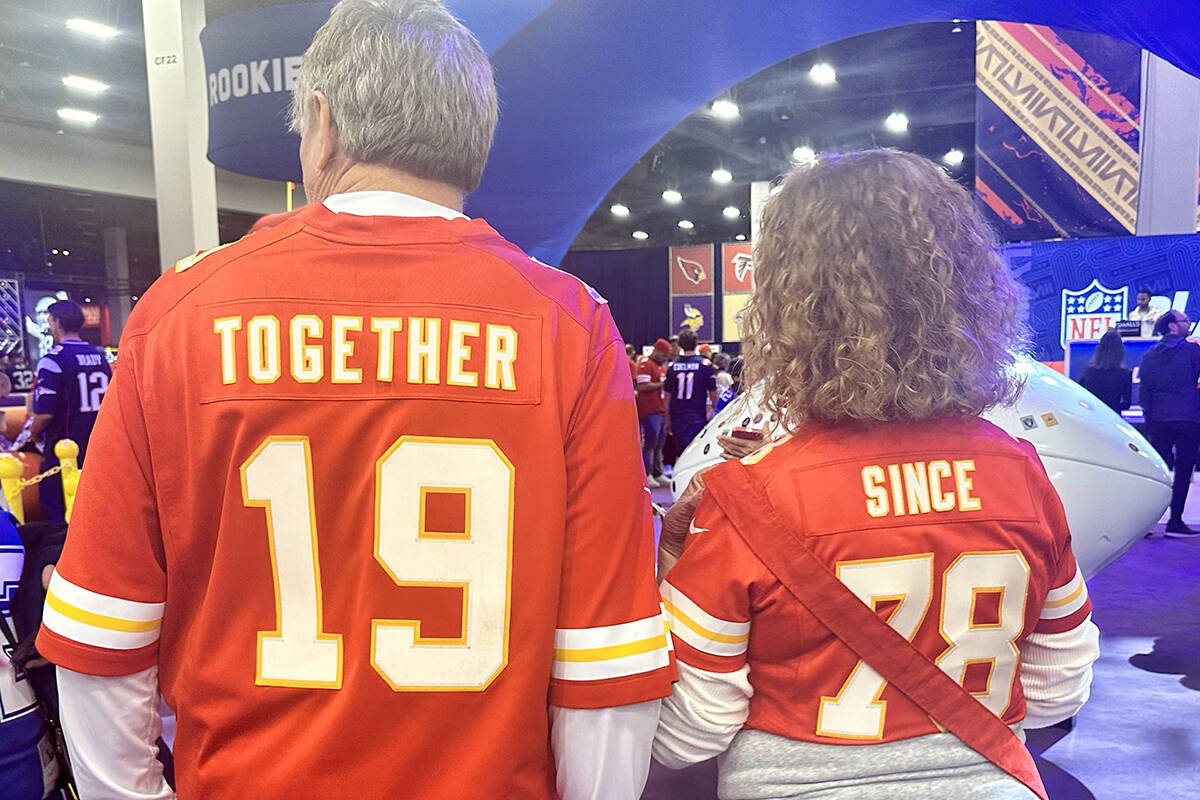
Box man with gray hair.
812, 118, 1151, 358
38, 2, 672, 798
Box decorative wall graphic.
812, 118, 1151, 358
669, 244, 715, 340
0, 279, 23, 359
1005, 233, 1200, 361
721, 242, 753, 342
976, 21, 1142, 240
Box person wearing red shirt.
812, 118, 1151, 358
37, 3, 672, 799
637, 339, 670, 486
653, 150, 1099, 798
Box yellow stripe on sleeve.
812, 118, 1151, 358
45, 590, 162, 634
554, 633, 669, 663
662, 598, 749, 645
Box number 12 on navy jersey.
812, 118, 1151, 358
241, 435, 513, 691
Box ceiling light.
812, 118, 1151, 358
51, 249, 58, 255
63, 75, 109, 93
711, 168, 733, 184
632, 230, 649, 240
57, 108, 99, 125
711, 99, 740, 119
62, 250, 70, 256
132, 295, 139, 301
84, 297, 92, 303
735, 234, 747, 241
884, 111, 909, 134
943, 148, 965, 167
677, 220, 695, 230
662, 189, 683, 204
610, 203, 630, 218
66, 18, 119, 39
722, 206, 740, 219
809, 63, 837, 86
792, 145, 816, 164
951, 25, 963, 33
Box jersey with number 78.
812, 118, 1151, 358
662, 417, 1093, 743
36, 207, 673, 799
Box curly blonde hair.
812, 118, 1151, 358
741, 149, 1026, 431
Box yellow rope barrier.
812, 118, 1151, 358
0, 439, 80, 523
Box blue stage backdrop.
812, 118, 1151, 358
1006, 232, 1200, 362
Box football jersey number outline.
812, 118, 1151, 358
816, 551, 1029, 739
241, 435, 514, 692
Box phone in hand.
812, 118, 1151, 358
730, 427, 765, 441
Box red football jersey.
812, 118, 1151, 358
37, 204, 673, 798
635, 359, 665, 419
662, 417, 1091, 744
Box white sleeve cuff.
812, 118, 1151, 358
1020, 615, 1101, 729
653, 660, 752, 769
58, 665, 175, 800
550, 700, 661, 800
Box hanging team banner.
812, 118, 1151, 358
975, 21, 1142, 241
669, 244, 714, 341
721, 242, 754, 342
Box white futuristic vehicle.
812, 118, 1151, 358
672, 359, 1170, 578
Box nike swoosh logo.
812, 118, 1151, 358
689, 522, 710, 535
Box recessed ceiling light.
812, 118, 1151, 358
610, 203, 630, 218
662, 189, 683, 204
132, 295, 139, 301
722, 206, 740, 219
677, 220, 695, 230
51, 249, 59, 255
63, 75, 109, 93
62, 250, 70, 256
84, 297, 92, 303
884, 111, 909, 134
632, 230, 649, 240
792, 145, 816, 164
711, 168, 733, 184
735, 234, 747, 241
711, 99, 740, 119
57, 108, 99, 125
66, 18, 119, 39
943, 148, 965, 167
951, 25, 963, 33
809, 63, 837, 86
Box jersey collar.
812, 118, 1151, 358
322, 191, 467, 221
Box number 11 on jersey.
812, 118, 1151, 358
241, 436, 514, 692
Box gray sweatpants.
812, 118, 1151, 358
717, 729, 1039, 800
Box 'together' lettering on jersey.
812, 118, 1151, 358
211, 311, 516, 393
861, 460, 981, 518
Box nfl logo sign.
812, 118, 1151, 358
1061, 280, 1127, 347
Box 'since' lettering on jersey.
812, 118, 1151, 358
242, 436, 514, 692
861, 460, 980, 517
213, 313, 518, 393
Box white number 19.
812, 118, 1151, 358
241, 436, 514, 692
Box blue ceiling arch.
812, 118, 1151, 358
468, 0, 1200, 263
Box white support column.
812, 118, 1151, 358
1136, 52, 1200, 236
142, 0, 219, 272
103, 227, 132, 345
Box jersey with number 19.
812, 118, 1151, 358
37, 204, 673, 799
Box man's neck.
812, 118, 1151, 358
682, 350, 696, 356
319, 164, 464, 212
58, 334, 84, 343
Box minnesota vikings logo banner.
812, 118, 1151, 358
721, 242, 754, 342
975, 22, 1142, 240
669, 244, 714, 341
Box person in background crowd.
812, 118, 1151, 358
1078, 329, 1132, 413
1128, 287, 1162, 338
29, 301, 110, 524
626, 343, 639, 382
668, 334, 681, 361
664, 328, 719, 455
637, 339, 671, 487
653, 149, 1099, 799
36, 2, 672, 799
1138, 310, 1200, 537
713, 355, 743, 413
712, 351, 733, 392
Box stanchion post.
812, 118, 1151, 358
0, 453, 25, 524
55, 439, 80, 524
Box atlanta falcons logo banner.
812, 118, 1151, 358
669, 245, 715, 341
721, 242, 754, 342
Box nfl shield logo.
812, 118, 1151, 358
1061, 280, 1127, 347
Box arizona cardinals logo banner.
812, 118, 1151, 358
669, 245, 715, 341
721, 242, 754, 342
975, 21, 1142, 241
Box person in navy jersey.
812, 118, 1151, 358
30, 302, 110, 524
664, 328, 719, 455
